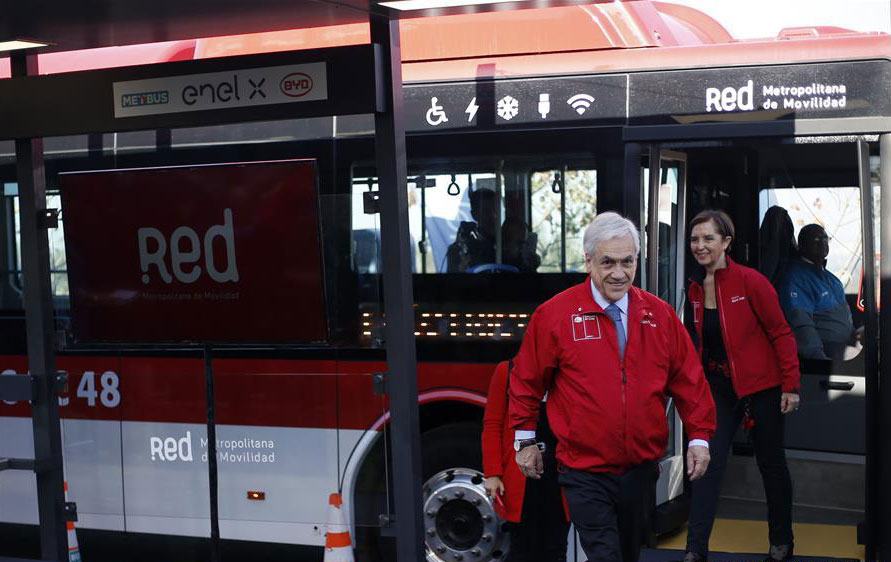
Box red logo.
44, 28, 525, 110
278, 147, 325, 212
280, 73, 313, 97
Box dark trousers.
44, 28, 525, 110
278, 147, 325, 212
506, 472, 570, 562
686, 377, 794, 557
558, 462, 657, 562
508, 402, 569, 562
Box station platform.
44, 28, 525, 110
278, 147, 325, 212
654, 518, 862, 562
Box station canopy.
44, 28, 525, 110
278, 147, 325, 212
2, 0, 887, 59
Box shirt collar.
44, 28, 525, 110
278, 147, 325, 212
590, 279, 629, 315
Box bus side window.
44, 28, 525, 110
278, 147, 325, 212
758, 187, 862, 361
2, 183, 69, 310
530, 168, 596, 272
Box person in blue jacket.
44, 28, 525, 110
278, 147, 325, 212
777, 224, 855, 360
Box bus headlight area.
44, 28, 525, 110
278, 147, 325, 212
423, 468, 508, 561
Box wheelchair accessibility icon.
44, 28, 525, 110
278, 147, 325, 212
426, 97, 449, 126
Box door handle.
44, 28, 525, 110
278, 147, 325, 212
820, 380, 855, 391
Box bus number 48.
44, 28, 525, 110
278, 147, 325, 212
75, 371, 121, 408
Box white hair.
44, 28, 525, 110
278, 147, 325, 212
583, 212, 641, 256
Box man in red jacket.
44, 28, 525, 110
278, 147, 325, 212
508, 212, 717, 562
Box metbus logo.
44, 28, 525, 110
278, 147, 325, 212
280, 73, 313, 97
121, 90, 169, 108
137, 208, 240, 284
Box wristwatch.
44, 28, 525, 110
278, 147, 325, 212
514, 438, 538, 452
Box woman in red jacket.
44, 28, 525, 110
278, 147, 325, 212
481, 360, 568, 562
681, 210, 801, 562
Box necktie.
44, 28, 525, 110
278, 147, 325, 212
605, 303, 626, 357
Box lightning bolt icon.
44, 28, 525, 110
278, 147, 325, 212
465, 97, 479, 123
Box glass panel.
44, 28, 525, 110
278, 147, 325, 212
759, 173, 866, 456
657, 159, 682, 307
60, 358, 126, 533
530, 169, 562, 272
564, 169, 598, 272
119, 357, 211, 540
760, 187, 863, 293
210, 369, 389, 555
3, 189, 69, 304
423, 172, 498, 274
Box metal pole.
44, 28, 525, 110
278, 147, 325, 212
11, 51, 67, 562
370, 14, 425, 562
876, 134, 891, 561
204, 344, 221, 562
646, 144, 661, 291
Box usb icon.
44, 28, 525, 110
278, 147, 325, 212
538, 94, 550, 118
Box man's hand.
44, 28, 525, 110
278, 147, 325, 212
687, 445, 710, 481
780, 392, 800, 414
515, 445, 543, 479
483, 476, 504, 498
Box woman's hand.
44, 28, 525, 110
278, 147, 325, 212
780, 392, 800, 414
483, 476, 504, 498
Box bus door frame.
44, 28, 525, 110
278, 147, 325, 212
637, 145, 690, 510
625, 121, 888, 559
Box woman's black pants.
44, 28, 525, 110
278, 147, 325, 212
506, 402, 569, 562
686, 377, 794, 557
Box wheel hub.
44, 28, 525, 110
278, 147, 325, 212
423, 468, 509, 562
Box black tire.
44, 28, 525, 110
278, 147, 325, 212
353, 421, 483, 562
421, 421, 483, 480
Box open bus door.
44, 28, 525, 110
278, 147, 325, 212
642, 147, 689, 530
634, 137, 878, 558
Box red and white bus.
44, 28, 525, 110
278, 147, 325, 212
0, 2, 886, 560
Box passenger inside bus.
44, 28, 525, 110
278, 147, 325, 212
501, 218, 540, 273
758, 206, 798, 287
777, 223, 857, 361
446, 188, 499, 272
446, 188, 540, 273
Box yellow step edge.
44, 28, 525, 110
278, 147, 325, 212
657, 518, 864, 560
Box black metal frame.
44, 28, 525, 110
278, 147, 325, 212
0, 25, 423, 562
370, 15, 425, 560
877, 134, 891, 562
0, 52, 68, 562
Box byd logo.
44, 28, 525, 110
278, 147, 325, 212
705, 80, 754, 113
138, 208, 239, 285
280, 73, 313, 97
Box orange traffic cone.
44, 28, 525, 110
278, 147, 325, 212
64, 481, 82, 562
324, 493, 354, 562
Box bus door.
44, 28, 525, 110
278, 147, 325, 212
642, 147, 689, 513
758, 142, 878, 462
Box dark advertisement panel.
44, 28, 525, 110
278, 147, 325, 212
61, 160, 326, 343
629, 59, 891, 125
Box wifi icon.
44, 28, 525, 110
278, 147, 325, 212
567, 94, 595, 115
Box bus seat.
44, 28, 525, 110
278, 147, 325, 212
353, 228, 380, 274
759, 205, 797, 287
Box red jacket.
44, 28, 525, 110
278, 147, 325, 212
686, 257, 801, 396
508, 282, 716, 474
481, 361, 526, 522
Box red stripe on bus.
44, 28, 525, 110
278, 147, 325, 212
0, 356, 494, 428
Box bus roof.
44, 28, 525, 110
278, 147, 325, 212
0, 1, 888, 82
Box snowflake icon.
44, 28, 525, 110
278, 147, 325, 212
497, 95, 519, 120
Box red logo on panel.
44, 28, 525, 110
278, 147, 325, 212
280, 73, 313, 97
60, 160, 327, 344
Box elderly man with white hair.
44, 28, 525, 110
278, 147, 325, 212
508, 211, 716, 562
